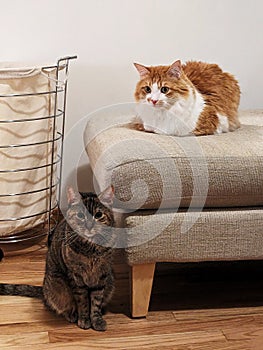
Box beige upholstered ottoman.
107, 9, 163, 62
84, 109, 263, 317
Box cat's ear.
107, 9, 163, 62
98, 185, 114, 208
134, 63, 150, 78
67, 186, 81, 205
167, 60, 182, 79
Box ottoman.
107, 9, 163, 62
84, 109, 263, 317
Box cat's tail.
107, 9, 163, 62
0, 283, 43, 298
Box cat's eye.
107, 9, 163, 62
144, 86, 151, 93
94, 211, 103, 220
161, 86, 169, 94
77, 212, 85, 220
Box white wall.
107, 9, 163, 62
0, 0, 262, 190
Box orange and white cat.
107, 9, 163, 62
133, 60, 240, 136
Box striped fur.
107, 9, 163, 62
0, 284, 42, 298
0, 186, 115, 331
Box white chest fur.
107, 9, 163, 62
136, 88, 205, 136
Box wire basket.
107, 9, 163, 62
0, 55, 77, 243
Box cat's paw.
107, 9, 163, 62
64, 309, 78, 324
133, 122, 145, 132
77, 317, 91, 330
91, 317, 107, 331
128, 117, 145, 132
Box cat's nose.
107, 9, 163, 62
86, 221, 93, 231
151, 99, 158, 105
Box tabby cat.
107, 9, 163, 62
0, 186, 115, 331
133, 60, 240, 136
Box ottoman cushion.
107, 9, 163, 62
84, 109, 263, 210
124, 207, 263, 264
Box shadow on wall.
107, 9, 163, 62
67, 62, 136, 128
64, 163, 96, 193
77, 163, 96, 192
60, 163, 97, 211
61, 61, 136, 205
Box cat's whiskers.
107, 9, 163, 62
63, 235, 77, 247
63, 230, 80, 247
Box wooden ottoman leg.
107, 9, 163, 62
130, 263, 156, 318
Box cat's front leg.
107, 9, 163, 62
73, 287, 91, 330
90, 288, 107, 331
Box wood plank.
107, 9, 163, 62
173, 306, 263, 321
174, 340, 250, 350
0, 320, 70, 335
0, 342, 250, 350
49, 320, 189, 342
0, 297, 59, 324
223, 322, 263, 342
0, 332, 49, 347
0, 331, 225, 350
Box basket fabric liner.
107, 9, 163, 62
0, 63, 57, 236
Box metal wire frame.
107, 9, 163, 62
0, 55, 77, 243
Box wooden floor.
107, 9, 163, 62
1, 239, 263, 349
